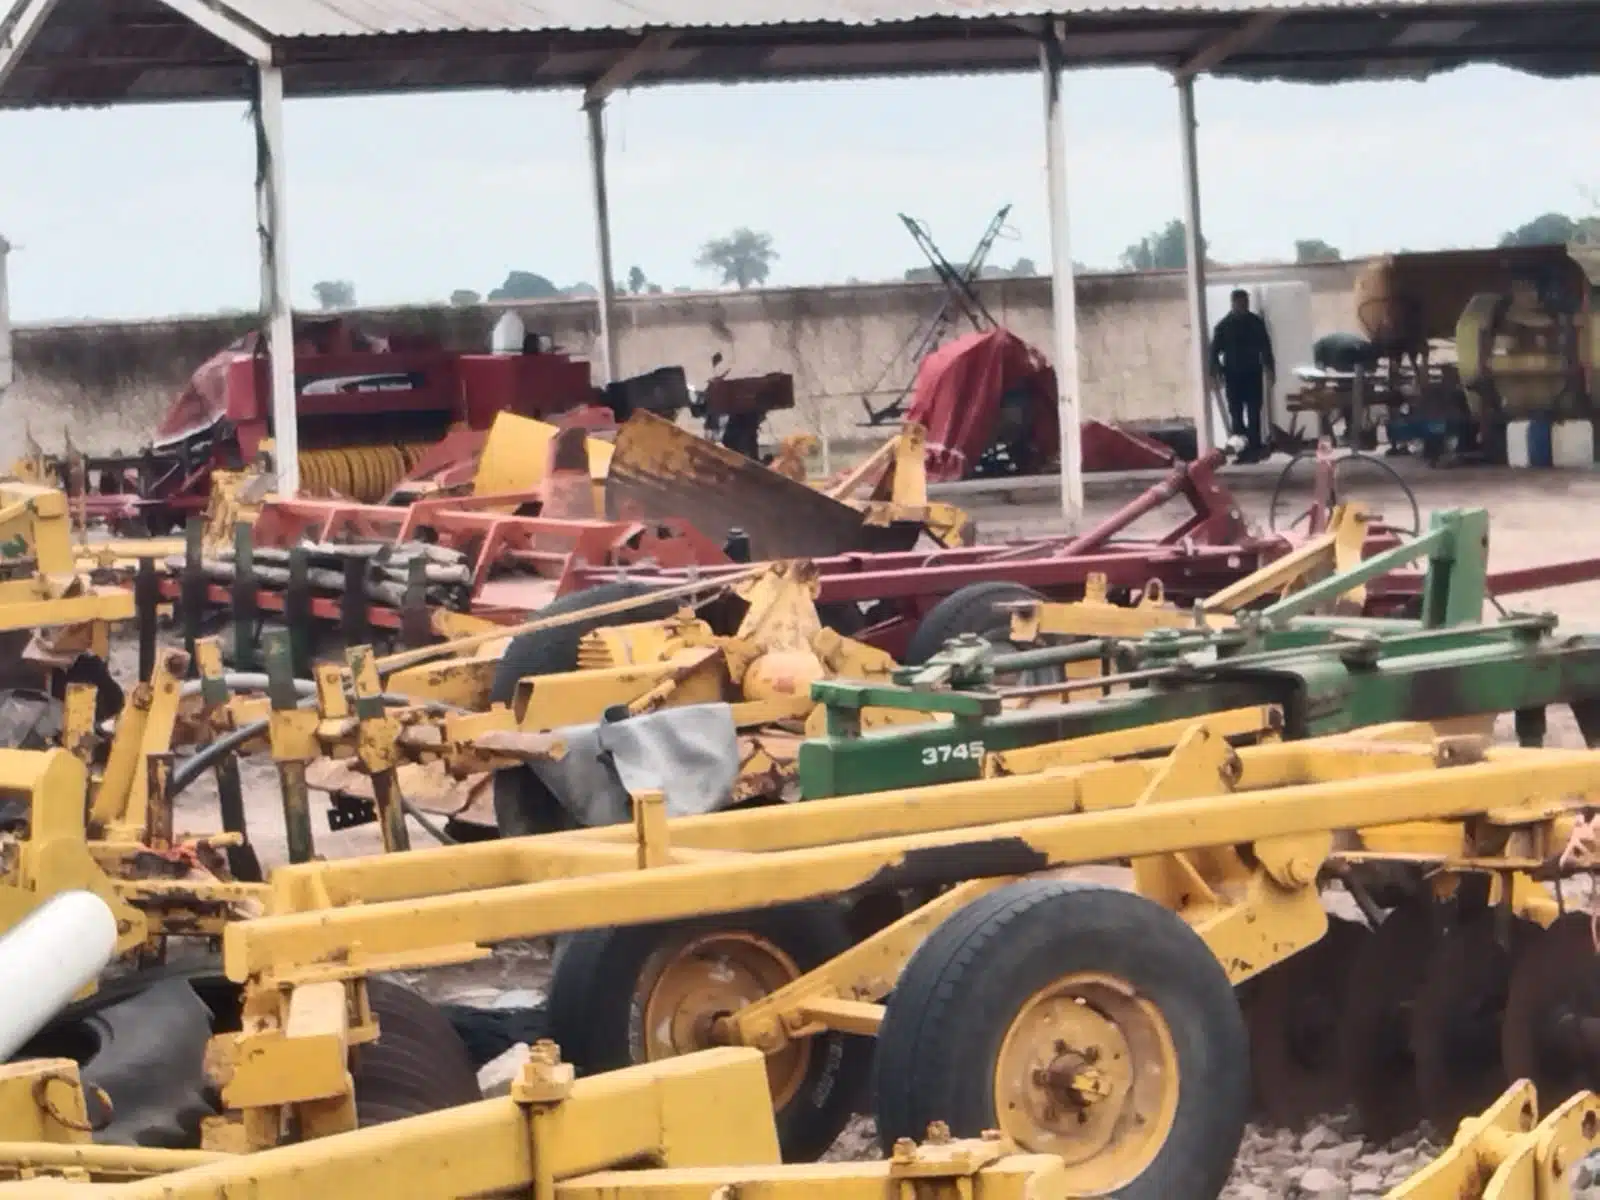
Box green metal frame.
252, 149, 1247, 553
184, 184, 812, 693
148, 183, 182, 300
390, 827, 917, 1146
798, 509, 1593, 798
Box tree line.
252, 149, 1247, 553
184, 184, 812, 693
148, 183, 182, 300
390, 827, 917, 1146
309, 206, 1599, 310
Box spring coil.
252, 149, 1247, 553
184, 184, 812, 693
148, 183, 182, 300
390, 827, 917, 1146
297, 444, 429, 504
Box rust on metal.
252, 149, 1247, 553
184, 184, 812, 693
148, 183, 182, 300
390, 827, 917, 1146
605, 412, 922, 560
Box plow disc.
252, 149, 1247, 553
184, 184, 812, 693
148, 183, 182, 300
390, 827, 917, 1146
1246, 916, 1369, 1128
1412, 913, 1533, 1133
1503, 912, 1600, 1106
1339, 902, 1434, 1141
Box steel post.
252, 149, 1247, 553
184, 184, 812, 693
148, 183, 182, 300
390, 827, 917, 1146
585, 97, 621, 386
1040, 27, 1084, 530
1176, 73, 1215, 455
254, 62, 299, 495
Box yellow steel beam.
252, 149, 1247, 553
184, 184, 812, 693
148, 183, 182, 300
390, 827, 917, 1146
1385, 1081, 1600, 1199
225, 736, 1597, 982
257, 730, 1446, 921
984, 705, 1280, 776
0, 1049, 1065, 1199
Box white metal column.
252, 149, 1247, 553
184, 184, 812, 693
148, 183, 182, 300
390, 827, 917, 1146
1176, 73, 1214, 455
1041, 27, 1083, 529
584, 98, 620, 385
254, 62, 298, 494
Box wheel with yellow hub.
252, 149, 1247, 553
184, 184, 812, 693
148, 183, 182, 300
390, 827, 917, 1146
544, 904, 872, 1161
872, 881, 1248, 1199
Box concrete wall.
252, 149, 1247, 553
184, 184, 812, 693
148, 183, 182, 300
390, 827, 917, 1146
0, 260, 1364, 460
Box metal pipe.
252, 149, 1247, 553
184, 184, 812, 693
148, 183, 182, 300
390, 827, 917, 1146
254, 62, 299, 495
1040, 25, 1084, 530
1059, 450, 1224, 557
1176, 73, 1215, 455
584, 97, 620, 385
0, 891, 118, 1060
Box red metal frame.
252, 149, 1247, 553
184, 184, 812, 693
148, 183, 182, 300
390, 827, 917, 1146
177, 448, 1600, 658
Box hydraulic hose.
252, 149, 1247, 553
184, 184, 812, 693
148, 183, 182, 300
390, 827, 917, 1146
158, 671, 467, 845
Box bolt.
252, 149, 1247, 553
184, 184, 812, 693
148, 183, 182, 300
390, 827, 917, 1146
924, 1121, 951, 1144
891, 1138, 918, 1163
529, 1039, 562, 1065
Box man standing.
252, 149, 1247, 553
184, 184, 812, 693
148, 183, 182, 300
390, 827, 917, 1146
1209, 289, 1276, 462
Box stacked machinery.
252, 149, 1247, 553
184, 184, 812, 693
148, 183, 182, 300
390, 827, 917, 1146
1292, 243, 1600, 461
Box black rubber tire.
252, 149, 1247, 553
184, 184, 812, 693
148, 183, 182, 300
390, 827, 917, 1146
873, 880, 1249, 1199
545, 904, 872, 1162
903, 582, 1047, 666
28, 977, 222, 1148
13, 970, 479, 1146
490, 581, 676, 837
351, 978, 484, 1122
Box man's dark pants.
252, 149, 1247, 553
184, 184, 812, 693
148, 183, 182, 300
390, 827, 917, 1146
1223, 371, 1264, 455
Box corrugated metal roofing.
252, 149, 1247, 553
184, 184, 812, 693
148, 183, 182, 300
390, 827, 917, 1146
2, 0, 1596, 110
217, 0, 1583, 39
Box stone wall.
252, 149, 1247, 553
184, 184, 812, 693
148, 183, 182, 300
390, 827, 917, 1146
0, 261, 1364, 460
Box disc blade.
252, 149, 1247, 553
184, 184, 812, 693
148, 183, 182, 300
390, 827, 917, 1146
1247, 916, 1370, 1128
1503, 912, 1600, 1105
1413, 913, 1534, 1132
1339, 902, 1436, 1141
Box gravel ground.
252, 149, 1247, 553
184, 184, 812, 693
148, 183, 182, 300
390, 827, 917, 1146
131, 459, 1600, 1194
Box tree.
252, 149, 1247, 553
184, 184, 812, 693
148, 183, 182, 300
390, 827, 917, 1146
626, 265, 651, 294
563, 281, 599, 298
1500, 213, 1580, 247
1294, 238, 1341, 264
450, 289, 481, 307
695, 228, 778, 289
1010, 256, 1038, 277
488, 271, 561, 301
1119, 220, 1200, 271
312, 280, 355, 309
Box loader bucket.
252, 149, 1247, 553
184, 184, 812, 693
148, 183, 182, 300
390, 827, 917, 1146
605, 411, 923, 560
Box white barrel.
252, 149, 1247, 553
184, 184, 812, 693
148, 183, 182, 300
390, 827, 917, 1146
1506, 420, 1532, 468
1553, 420, 1595, 468
0, 891, 118, 1061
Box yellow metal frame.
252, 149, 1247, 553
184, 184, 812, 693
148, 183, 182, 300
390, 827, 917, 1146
183, 717, 1589, 1151
1385, 1080, 1600, 1199
0, 642, 268, 968
1009, 502, 1371, 644
0, 1049, 1069, 1199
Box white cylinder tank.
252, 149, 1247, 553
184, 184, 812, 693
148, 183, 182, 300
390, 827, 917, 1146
0, 891, 118, 1061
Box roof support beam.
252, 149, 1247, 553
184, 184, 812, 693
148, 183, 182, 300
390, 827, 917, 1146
0, 0, 60, 94
584, 98, 620, 385
156, 0, 273, 64
1175, 12, 1282, 79
1041, 22, 1083, 531
584, 32, 677, 105
252, 61, 299, 496
1175, 73, 1217, 455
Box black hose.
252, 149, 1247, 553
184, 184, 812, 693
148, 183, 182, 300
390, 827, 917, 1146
169, 719, 268, 795
169, 700, 465, 846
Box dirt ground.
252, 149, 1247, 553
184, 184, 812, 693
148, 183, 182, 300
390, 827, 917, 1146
140, 461, 1600, 1197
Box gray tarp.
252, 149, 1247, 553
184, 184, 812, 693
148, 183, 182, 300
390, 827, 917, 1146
530, 702, 744, 827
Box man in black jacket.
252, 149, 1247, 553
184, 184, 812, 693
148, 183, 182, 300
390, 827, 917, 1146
1209, 289, 1276, 462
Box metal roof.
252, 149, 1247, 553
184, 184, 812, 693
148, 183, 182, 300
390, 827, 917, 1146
2, 0, 1597, 108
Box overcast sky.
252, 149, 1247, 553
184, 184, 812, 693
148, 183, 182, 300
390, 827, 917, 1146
0, 63, 1595, 323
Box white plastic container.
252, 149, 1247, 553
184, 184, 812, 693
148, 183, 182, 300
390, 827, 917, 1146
0, 891, 118, 1060
1552, 419, 1595, 468
1506, 420, 1532, 468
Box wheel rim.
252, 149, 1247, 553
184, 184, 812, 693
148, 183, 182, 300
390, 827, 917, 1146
992, 971, 1179, 1190
638, 932, 810, 1111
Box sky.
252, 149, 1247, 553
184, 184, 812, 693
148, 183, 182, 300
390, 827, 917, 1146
0, 62, 1596, 324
